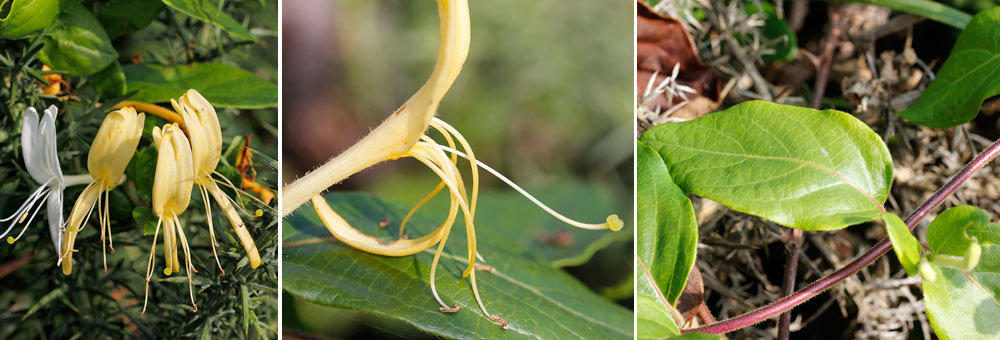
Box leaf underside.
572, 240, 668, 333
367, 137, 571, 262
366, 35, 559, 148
283, 193, 633, 339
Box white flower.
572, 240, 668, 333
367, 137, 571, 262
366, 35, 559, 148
1, 106, 90, 255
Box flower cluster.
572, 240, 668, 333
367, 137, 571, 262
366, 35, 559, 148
6, 89, 262, 313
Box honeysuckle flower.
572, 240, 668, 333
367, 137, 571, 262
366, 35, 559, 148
282, 0, 621, 329
60, 107, 145, 275
142, 123, 197, 313
173, 89, 261, 271
1, 106, 91, 256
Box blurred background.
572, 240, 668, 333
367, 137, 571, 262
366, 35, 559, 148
281, 0, 633, 338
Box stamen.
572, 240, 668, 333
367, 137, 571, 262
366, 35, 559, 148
0, 178, 53, 223
9, 190, 53, 243
173, 215, 198, 311
200, 184, 225, 276
142, 217, 163, 315
434, 145, 623, 231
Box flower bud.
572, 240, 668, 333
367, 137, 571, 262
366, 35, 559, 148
88, 107, 144, 189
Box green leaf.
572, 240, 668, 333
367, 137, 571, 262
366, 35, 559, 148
123, 63, 278, 109
124, 144, 157, 203
636, 141, 697, 305
160, 0, 255, 41
898, 7, 1000, 128
283, 192, 633, 339
132, 206, 157, 236
639, 100, 893, 231
884, 213, 920, 276
37, 0, 117, 76
745, 2, 797, 62
97, 0, 164, 39
843, 0, 972, 29
927, 205, 992, 256
636, 259, 680, 339
0, 0, 58, 38
921, 244, 1000, 339
93, 61, 126, 98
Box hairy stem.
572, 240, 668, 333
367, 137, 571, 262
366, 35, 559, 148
685, 138, 1000, 334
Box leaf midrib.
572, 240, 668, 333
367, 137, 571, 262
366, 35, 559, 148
661, 143, 885, 211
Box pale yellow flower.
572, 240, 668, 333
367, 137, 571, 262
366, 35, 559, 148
173, 89, 261, 272
60, 108, 144, 275
143, 123, 197, 313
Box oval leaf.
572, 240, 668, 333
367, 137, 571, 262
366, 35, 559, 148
884, 213, 920, 276
123, 63, 278, 109
0, 0, 58, 38
97, 0, 163, 39
899, 7, 1000, 128
161, 0, 255, 41
637, 140, 698, 305
639, 100, 893, 231
283, 193, 634, 339
37, 0, 117, 76
927, 205, 992, 256
922, 245, 1000, 339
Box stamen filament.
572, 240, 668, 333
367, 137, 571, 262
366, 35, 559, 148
142, 217, 163, 315
200, 184, 225, 275
8, 190, 52, 243
434, 145, 623, 231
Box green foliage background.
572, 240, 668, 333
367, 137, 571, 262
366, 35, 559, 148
0, 0, 278, 338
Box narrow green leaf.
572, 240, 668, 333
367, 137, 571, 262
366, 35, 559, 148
842, 0, 972, 29
637, 141, 697, 304
161, 0, 255, 41
283, 193, 634, 339
636, 258, 680, 340
123, 63, 278, 109
21, 288, 63, 321
93, 61, 126, 98
0, 0, 58, 38
640, 100, 893, 231
921, 244, 1000, 339
899, 7, 1000, 128
241, 285, 250, 338
38, 0, 117, 76
927, 205, 991, 256
884, 213, 920, 276
97, 0, 164, 39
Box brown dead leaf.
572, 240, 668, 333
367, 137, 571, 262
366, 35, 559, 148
235, 134, 275, 205
675, 262, 706, 325
636, 1, 720, 119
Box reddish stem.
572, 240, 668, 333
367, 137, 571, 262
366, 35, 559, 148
684, 138, 1000, 335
